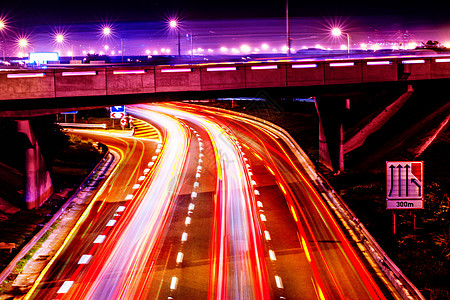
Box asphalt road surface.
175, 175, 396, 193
24, 103, 397, 299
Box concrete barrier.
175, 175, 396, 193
57, 123, 107, 129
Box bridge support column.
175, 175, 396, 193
315, 97, 346, 173
16, 120, 53, 209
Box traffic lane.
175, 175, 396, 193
218, 112, 388, 299
68, 107, 191, 299
26, 131, 161, 299
146, 104, 271, 299
190, 108, 383, 298
217, 121, 320, 299
146, 122, 217, 299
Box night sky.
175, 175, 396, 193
2, 0, 450, 25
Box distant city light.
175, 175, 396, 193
370, 44, 381, 51
240, 44, 251, 54
0, 18, 446, 57
406, 42, 418, 49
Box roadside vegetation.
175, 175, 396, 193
0, 117, 103, 290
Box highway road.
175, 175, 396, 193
25, 103, 399, 299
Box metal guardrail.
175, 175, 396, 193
205, 105, 425, 299
0, 149, 114, 285
57, 123, 107, 129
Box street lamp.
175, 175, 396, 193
102, 26, 111, 36
55, 34, 64, 44
0, 18, 7, 60
331, 27, 350, 54
18, 38, 28, 48
286, 0, 291, 56
169, 19, 181, 56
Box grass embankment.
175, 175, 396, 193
0, 129, 103, 295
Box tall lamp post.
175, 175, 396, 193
55, 33, 65, 58
169, 19, 181, 56
0, 19, 6, 61
331, 27, 350, 54
286, 0, 291, 56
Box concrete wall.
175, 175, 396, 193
55, 69, 106, 97
155, 66, 201, 92
1, 56, 449, 101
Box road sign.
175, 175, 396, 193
110, 112, 125, 119
110, 105, 125, 113
386, 161, 423, 209
120, 116, 127, 126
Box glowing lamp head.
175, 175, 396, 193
56, 34, 64, 43
18, 38, 28, 48
331, 28, 342, 37
103, 27, 111, 36
0, 20, 5, 30
169, 20, 178, 29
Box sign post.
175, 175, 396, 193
386, 161, 424, 237
386, 161, 424, 209
120, 116, 127, 130
110, 106, 126, 120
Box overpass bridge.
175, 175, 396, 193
1, 54, 450, 208
1, 55, 450, 103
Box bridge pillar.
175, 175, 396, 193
16, 120, 53, 209
315, 97, 347, 173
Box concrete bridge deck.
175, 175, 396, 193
1, 55, 449, 102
